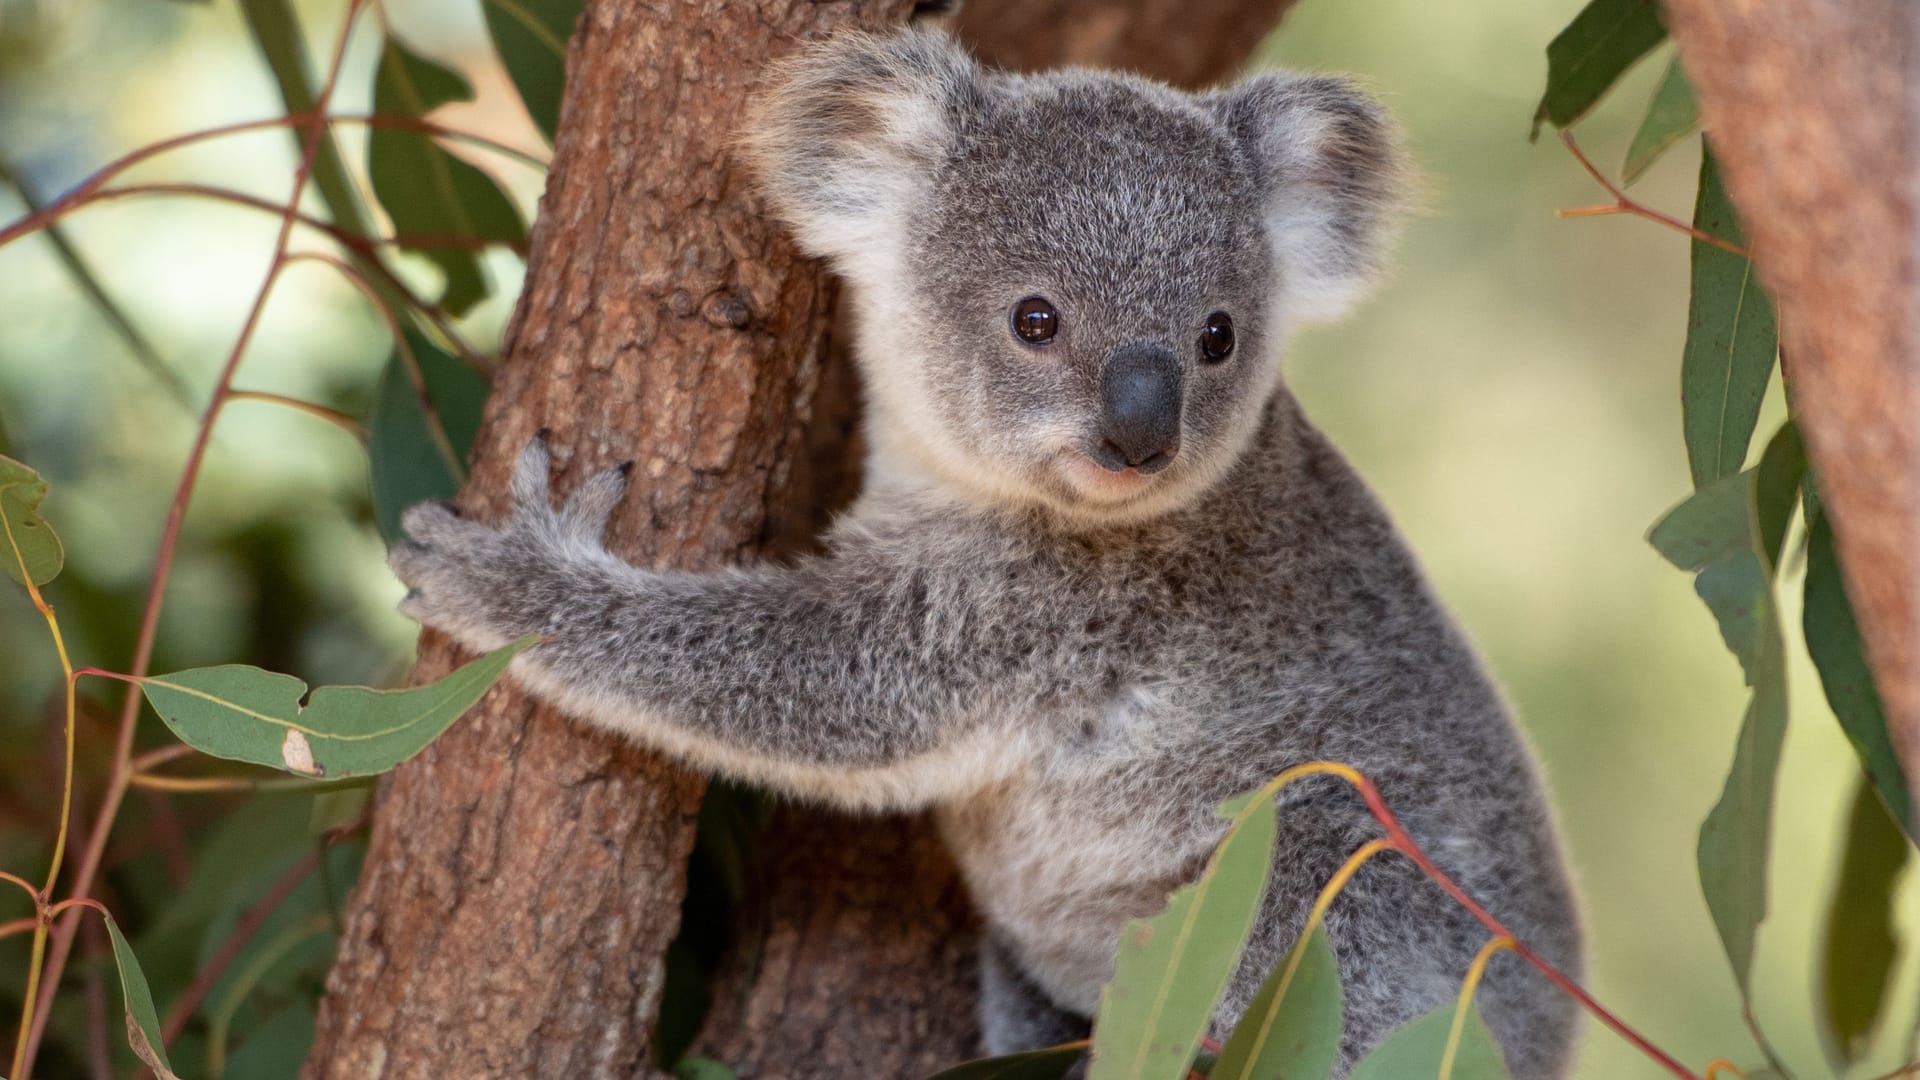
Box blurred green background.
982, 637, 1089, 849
0, 0, 1911, 1077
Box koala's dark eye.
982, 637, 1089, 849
1012, 297, 1059, 346
1199, 312, 1235, 362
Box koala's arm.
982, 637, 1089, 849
390, 438, 1089, 809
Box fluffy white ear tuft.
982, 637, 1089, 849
1208, 73, 1408, 325
742, 29, 982, 271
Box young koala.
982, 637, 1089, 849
389, 29, 1582, 1077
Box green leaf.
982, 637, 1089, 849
138, 637, 536, 777
1347, 1003, 1511, 1080
1682, 146, 1777, 490
928, 1045, 1089, 1080
370, 36, 527, 315
0, 453, 64, 587
1805, 492, 1915, 837
1213, 924, 1342, 1080
222, 1002, 316, 1080
1621, 56, 1698, 185
1819, 779, 1911, 1069
103, 912, 179, 1079
1089, 792, 1279, 1080
366, 332, 489, 542
481, 0, 584, 143
672, 1059, 738, 1080
1531, 0, 1666, 137
1650, 425, 1804, 994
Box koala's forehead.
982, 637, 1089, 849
913, 78, 1265, 312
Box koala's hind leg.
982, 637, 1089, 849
979, 935, 1090, 1056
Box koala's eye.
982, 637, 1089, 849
1011, 297, 1059, 346
1199, 312, 1235, 362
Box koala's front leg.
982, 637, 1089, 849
391, 437, 1041, 810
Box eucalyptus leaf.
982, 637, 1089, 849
1818, 780, 1910, 1069
1531, 0, 1666, 137
370, 36, 527, 315
104, 912, 179, 1079
138, 636, 536, 778
367, 332, 488, 542
928, 1045, 1089, 1080
481, 0, 584, 143
1681, 147, 1776, 490
1621, 56, 1698, 185
1650, 424, 1804, 994
1346, 1003, 1510, 1080
1213, 924, 1342, 1080
0, 453, 63, 587
1805, 492, 1915, 836
1089, 791, 1278, 1080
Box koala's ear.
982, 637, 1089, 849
743, 29, 982, 267
1207, 73, 1406, 324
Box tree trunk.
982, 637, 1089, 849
304, 1, 911, 1075
1663, 0, 1920, 824
309, 2, 1305, 1076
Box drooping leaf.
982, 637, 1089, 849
370, 36, 527, 315
1681, 146, 1777, 490
1346, 1003, 1511, 1080
138, 637, 536, 778
672, 1058, 738, 1080
1089, 791, 1279, 1080
1531, 0, 1666, 138
1212, 924, 1342, 1080
0, 453, 64, 587
1819, 779, 1911, 1069
928, 1045, 1089, 1080
1804, 491, 1915, 837
481, 0, 584, 143
1649, 425, 1804, 994
366, 331, 489, 541
103, 912, 179, 1079
1621, 56, 1698, 185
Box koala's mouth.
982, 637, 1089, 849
1056, 448, 1165, 503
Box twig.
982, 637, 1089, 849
80, 916, 111, 1080
1556, 130, 1752, 259
225, 389, 367, 440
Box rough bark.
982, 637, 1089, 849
953, 0, 1301, 86
1663, 0, 1920, 820
304, 1, 911, 1075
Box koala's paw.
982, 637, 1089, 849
388, 432, 632, 650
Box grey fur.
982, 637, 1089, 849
391, 29, 1580, 1077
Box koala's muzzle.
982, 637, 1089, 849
1095, 344, 1182, 474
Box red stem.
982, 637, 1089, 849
15, 4, 370, 1074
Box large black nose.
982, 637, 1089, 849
1095, 344, 1181, 473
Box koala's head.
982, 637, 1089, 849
745, 30, 1404, 524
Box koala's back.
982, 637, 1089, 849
894, 398, 1581, 1076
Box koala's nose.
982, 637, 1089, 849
1096, 344, 1182, 473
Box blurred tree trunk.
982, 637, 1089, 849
1664, 0, 1920, 826
308, 2, 1303, 1077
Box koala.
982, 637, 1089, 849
389, 28, 1583, 1078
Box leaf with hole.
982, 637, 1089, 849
1819, 779, 1911, 1070
1622, 55, 1698, 185
370, 35, 526, 315
137, 636, 535, 778
482, 0, 584, 143
0, 453, 63, 587
103, 911, 179, 1079
1212, 923, 1341, 1080
1805, 489, 1914, 838
367, 331, 488, 542
928, 1045, 1089, 1080
1346, 1002, 1510, 1080
1532, 0, 1666, 137
1681, 146, 1776, 490
1089, 791, 1277, 1080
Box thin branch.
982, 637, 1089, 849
1557, 130, 1753, 259
225, 389, 367, 440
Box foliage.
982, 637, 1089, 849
0, 0, 1912, 1078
